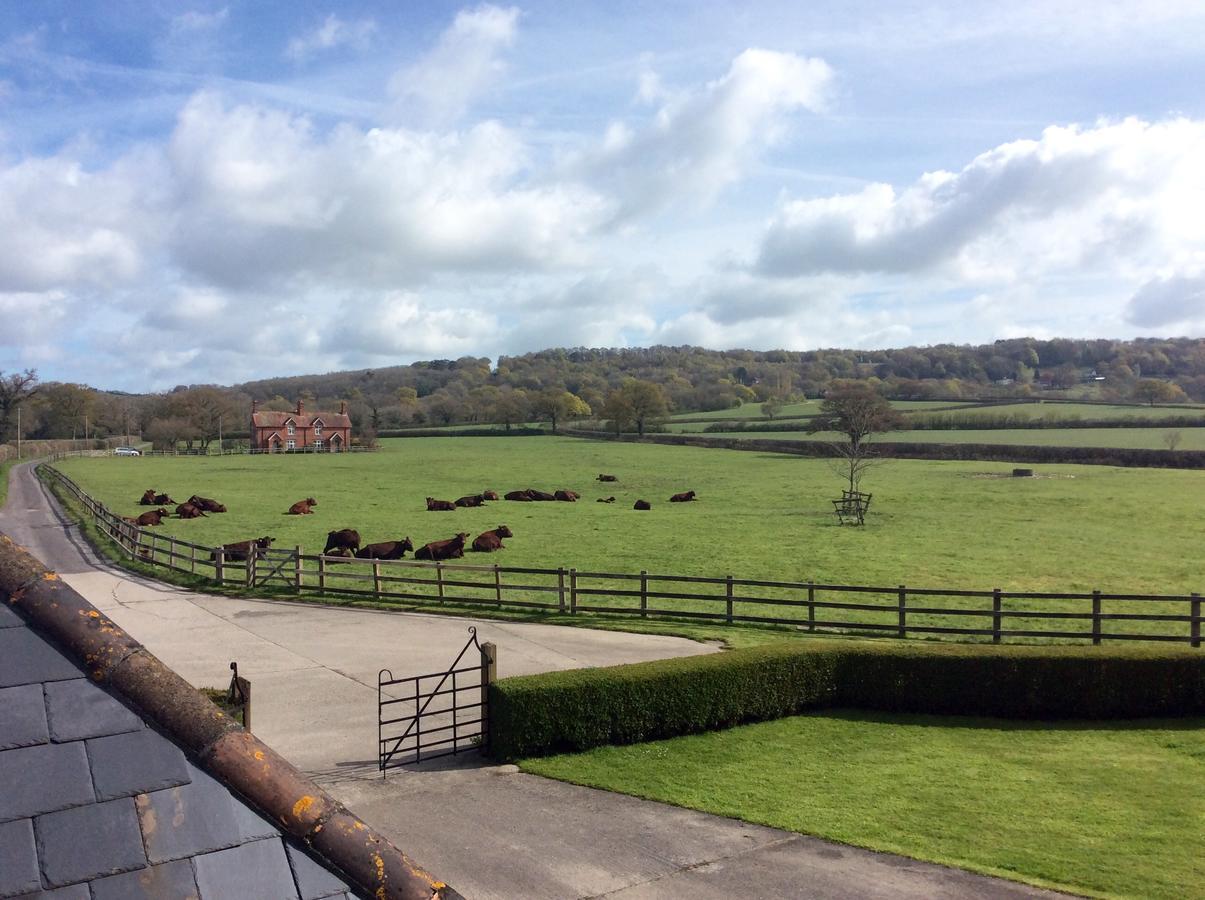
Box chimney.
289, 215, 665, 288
340, 400, 347, 416
296, 398, 304, 416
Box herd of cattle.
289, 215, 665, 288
124, 472, 696, 565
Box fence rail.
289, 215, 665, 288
40, 463, 1203, 649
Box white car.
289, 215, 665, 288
113, 447, 142, 456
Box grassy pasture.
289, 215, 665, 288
522, 711, 1205, 899
691, 427, 1205, 450
53, 437, 1204, 641
930, 401, 1205, 421
667, 399, 971, 423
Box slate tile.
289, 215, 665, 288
89, 859, 199, 900
233, 795, 280, 843
0, 743, 93, 823
45, 680, 142, 743
9, 885, 90, 899
0, 602, 23, 628
285, 841, 351, 900
194, 838, 299, 900
87, 730, 190, 802
0, 818, 41, 898
0, 684, 48, 750
0, 629, 83, 688
137, 766, 243, 864
34, 797, 146, 888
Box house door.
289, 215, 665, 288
330, 433, 344, 453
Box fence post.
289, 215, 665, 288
897, 585, 907, 638
318, 554, 327, 595
214, 548, 225, 585
294, 547, 302, 593
168, 535, 177, 571
373, 562, 382, 599
494, 565, 502, 608
1192, 593, 1201, 649
480, 641, 496, 754
992, 588, 1002, 643
436, 563, 445, 601
1092, 590, 1102, 645
570, 568, 578, 615
190, 543, 196, 575
807, 580, 816, 632
640, 570, 648, 617
557, 567, 566, 613
245, 551, 256, 588
726, 575, 734, 625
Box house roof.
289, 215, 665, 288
0, 534, 460, 900
252, 411, 352, 429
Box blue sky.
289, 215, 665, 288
2, 1, 1204, 391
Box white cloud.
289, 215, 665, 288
388, 4, 519, 126
576, 48, 834, 223
322, 292, 500, 361
0, 291, 73, 348
285, 14, 377, 62
1125, 272, 1205, 329
757, 118, 1205, 281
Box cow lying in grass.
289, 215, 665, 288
415, 533, 468, 560
356, 538, 415, 560
288, 497, 317, 515
471, 526, 513, 552
211, 537, 274, 562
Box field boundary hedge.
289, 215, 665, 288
488, 639, 1205, 760
563, 429, 1205, 469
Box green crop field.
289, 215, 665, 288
691, 427, 1205, 450
920, 401, 1205, 421
523, 711, 1205, 899
51, 437, 1203, 640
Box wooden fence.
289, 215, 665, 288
41, 464, 1202, 649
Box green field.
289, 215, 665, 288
52, 437, 1204, 639
667, 399, 971, 424
922, 401, 1205, 421
522, 711, 1205, 899
691, 427, 1205, 450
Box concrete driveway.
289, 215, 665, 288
1, 462, 1062, 899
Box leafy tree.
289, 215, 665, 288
808, 382, 907, 496
761, 398, 783, 420
1132, 379, 1187, 406
0, 368, 38, 443
531, 389, 591, 432
493, 389, 530, 431
615, 379, 669, 436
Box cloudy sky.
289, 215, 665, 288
2, 1, 1204, 391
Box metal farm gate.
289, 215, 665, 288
377, 628, 496, 774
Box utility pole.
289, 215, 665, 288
16, 406, 21, 459
218, 415, 223, 455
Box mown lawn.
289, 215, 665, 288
52, 437, 1204, 638
522, 711, 1205, 899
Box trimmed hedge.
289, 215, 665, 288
488, 639, 1205, 760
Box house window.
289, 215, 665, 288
286, 439, 295, 450
287, 421, 295, 435
314, 439, 324, 451
313, 423, 323, 437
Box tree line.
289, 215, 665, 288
3, 336, 1203, 448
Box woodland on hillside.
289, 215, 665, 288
4, 337, 1204, 447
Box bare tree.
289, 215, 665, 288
1163, 430, 1183, 451
808, 382, 907, 496
0, 369, 39, 443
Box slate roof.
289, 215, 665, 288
251, 411, 352, 429
0, 599, 356, 900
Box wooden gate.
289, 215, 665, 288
377, 627, 496, 774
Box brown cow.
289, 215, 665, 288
597, 474, 618, 482
188, 495, 227, 513
426, 497, 456, 511
554, 490, 579, 501
287, 497, 317, 515
527, 488, 556, 501
669, 490, 697, 502
504, 490, 533, 501
356, 538, 415, 560
135, 508, 169, 526
415, 533, 468, 561
176, 503, 207, 519
323, 529, 361, 555
471, 525, 513, 552
211, 536, 274, 562
633, 499, 651, 510
454, 494, 485, 507
324, 547, 355, 564
139, 489, 157, 505
482, 490, 500, 501
597, 496, 616, 503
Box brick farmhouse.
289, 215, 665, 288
250, 399, 352, 452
